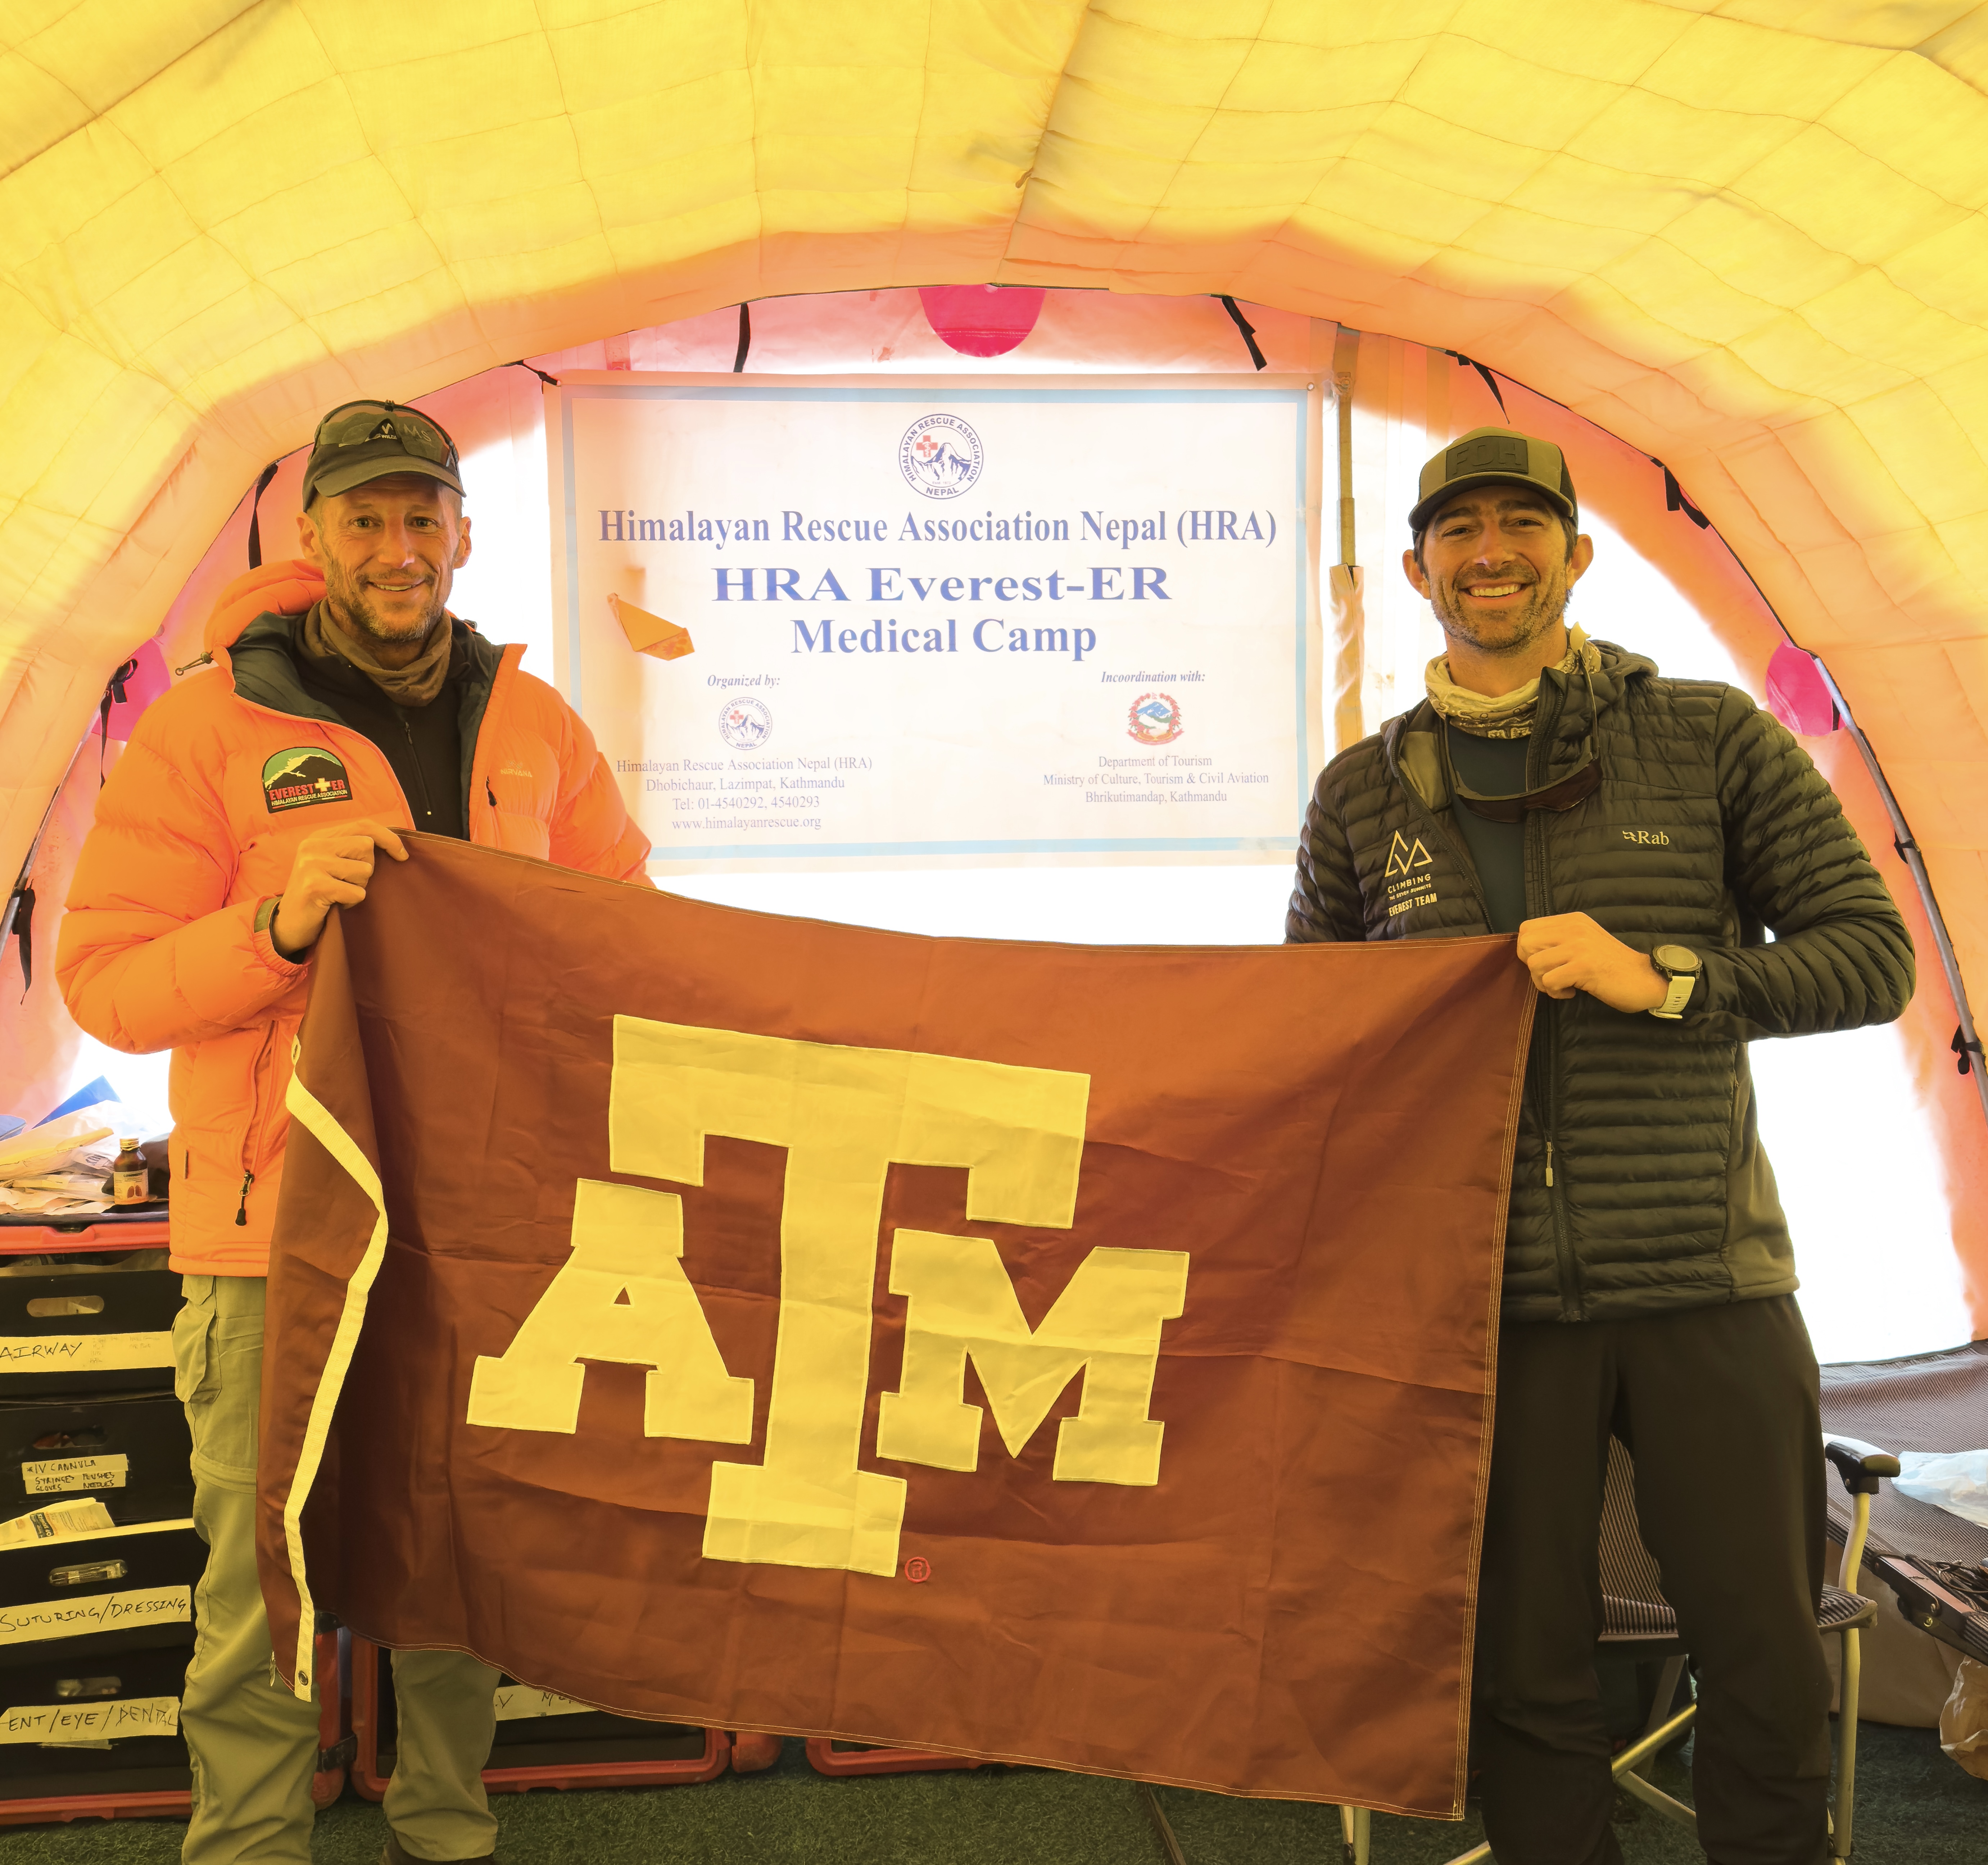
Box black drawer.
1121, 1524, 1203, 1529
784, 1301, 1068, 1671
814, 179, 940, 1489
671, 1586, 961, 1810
0, 1521, 204, 1661
0, 1254, 178, 1397
0, 1640, 190, 1794
373, 1652, 707, 1771
0, 1390, 191, 1524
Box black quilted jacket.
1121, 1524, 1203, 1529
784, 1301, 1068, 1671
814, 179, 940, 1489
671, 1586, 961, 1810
1287, 641, 1915, 1324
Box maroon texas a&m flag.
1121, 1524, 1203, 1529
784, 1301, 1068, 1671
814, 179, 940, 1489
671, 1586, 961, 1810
257, 836, 1531, 1813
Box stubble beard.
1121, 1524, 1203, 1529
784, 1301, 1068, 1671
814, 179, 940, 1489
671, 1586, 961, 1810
322, 557, 445, 650
1430, 561, 1572, 662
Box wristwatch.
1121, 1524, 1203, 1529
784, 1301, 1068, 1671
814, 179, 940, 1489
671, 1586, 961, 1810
1648, 944, 1701, 1020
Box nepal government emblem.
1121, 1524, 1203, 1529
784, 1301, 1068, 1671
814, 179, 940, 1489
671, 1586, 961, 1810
899, 414, 983, 499
718, 697, 772, 750
1127, 693, 1184, 747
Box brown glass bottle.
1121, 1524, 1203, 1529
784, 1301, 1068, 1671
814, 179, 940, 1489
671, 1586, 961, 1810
110, 1137, 149, 1206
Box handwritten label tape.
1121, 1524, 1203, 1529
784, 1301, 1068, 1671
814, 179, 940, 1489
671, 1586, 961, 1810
0, 1696, 178, 1743
0, 1586, 192, 1646
0, 1334, 172, 1372
493, 1685, 593, 1723
22, 1454, 129, 1495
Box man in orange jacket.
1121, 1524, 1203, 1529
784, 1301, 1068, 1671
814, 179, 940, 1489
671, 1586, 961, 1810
59, 401, 652, 1865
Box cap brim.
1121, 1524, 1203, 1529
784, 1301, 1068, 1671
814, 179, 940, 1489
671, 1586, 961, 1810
308, 449, 463, 503
1409, 471, 1575, 536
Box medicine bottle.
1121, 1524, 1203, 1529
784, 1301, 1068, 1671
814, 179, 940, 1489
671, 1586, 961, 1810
111, 1138, 149, 1207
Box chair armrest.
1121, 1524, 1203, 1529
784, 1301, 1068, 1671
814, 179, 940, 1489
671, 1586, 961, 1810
1825, 1439, 1900, 1496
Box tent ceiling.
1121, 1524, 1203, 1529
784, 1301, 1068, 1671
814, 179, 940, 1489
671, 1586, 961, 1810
5, 0, 1988, 993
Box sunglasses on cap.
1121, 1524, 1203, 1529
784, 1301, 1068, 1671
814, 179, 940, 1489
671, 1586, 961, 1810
303, 400, 463, 505
1444, 661, 1603, 824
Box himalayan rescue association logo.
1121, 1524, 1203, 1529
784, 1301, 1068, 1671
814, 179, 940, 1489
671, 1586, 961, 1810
262, 747, 352, 814
718, 697, 772, 750
898, 414, 984, 499
1127, 693, 1184, 747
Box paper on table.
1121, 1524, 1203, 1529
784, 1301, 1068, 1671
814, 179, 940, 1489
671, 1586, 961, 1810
0, 1111, 117, 1184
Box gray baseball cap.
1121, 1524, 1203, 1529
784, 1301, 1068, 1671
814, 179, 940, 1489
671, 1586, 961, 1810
1409, 426, 1576, 535
302, 400, 464, 506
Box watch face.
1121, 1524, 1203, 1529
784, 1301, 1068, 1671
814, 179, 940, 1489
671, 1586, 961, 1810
1652, 944, 1700, 974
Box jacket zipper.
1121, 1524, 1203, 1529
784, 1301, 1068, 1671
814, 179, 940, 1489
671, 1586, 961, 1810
1523, 694, 1584, 1323
467, 647, 517, 838
398, 711, 435, 828
235, 1025, 281, 1226
1387, 724, 1494, 930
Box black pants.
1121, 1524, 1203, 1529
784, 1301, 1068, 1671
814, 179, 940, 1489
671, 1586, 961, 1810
1472, 1297, 1831, 1865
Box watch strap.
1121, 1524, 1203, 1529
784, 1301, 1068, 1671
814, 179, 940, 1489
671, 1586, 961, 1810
1650, 970, 1695, 1019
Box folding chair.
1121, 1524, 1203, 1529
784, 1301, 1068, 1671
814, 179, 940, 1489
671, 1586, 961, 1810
1330, 1436, 1892, 1865
1819, 1340, 1988, 1667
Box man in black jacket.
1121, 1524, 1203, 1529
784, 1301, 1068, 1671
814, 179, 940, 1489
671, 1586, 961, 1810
1288, 426, 1914, 1865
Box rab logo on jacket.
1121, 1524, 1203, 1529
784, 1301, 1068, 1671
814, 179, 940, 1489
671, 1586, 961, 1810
466, 1017, 1189, 1578
262, 747, 353, 814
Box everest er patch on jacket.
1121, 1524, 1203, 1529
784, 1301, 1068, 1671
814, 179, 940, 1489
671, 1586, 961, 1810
262, 747, 352, 814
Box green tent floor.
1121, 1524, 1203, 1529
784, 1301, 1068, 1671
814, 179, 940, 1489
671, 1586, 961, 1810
1, 1724, 1980, 1862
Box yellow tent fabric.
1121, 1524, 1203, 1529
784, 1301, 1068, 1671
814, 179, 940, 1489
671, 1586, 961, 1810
5, 1, 1988, 1309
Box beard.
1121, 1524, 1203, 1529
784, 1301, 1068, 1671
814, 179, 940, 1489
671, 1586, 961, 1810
321, 555, 446, 648
1428, 558, 1573, 660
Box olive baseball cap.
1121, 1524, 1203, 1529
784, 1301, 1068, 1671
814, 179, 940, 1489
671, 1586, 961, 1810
302, 399, 464, 506
1409, 426, 1577, 535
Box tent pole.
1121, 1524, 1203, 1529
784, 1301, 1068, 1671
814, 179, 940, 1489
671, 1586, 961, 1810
1810, 657, 1988, 1131
1449, 354, 1987, 1133
1332, 327, 1359, 567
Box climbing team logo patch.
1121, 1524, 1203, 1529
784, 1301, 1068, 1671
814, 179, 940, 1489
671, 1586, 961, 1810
1384, 832, 1432, 877
1384, 831, 1437, 919
262, 747, 352, 814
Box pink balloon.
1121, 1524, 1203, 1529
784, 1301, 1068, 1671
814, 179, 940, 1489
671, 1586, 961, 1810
918, 285, 1046, 358
1763, 641, 1839, 737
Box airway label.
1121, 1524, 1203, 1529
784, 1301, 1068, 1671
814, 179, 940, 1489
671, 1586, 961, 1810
0, 1334, 172, 1372
23, 1454, 129, 1494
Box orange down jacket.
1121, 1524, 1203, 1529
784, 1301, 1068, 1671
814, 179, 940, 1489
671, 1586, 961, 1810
58, 560, 652, 1276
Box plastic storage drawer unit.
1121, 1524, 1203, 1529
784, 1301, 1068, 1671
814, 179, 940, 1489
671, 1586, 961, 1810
348, 1638, 729, 1796
0, 1228, 177, 1401
0, 1628, 348, 1826
0, 1391, 193, 1525
0, 1519, 205, 1662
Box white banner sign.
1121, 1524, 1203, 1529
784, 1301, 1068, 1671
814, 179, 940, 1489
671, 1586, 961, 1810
547, 375, 1322, 871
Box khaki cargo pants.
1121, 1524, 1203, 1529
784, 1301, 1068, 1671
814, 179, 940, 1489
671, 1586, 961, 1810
175, 1274, 500, 1862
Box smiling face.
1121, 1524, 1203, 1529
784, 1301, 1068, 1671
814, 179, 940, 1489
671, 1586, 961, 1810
1404, 484, 1592, 669
297, 473, 472, 664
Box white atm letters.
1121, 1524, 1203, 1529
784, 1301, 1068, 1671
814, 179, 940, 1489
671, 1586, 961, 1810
467, 1017, 1188, 1576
